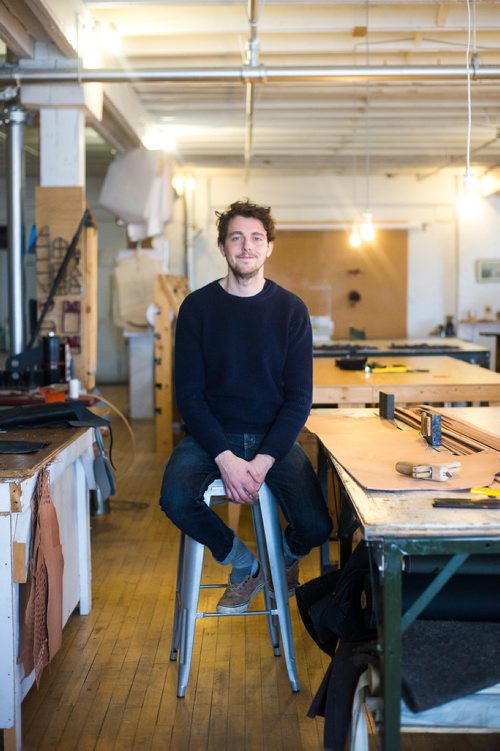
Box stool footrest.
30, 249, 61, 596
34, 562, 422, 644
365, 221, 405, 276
197, 608, 279, 618
199, 583, 227, 589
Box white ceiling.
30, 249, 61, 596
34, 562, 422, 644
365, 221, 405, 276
2, 1, 500, 178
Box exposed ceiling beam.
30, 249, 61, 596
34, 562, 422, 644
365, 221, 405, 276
0, 1, 35, 58
436, 4, 451, 28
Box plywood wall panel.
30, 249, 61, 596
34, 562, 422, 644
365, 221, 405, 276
266, 229, 408, 339
35, 187, 97, 388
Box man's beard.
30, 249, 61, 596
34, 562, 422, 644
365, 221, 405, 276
227, 257, 262, 280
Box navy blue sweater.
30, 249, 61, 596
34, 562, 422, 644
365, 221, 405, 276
174, 279, 313, 460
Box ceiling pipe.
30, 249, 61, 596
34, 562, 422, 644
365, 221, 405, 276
244, 0, 259, 178
2, 64, 500, 84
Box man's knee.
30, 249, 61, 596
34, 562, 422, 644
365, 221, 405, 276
159, 470, 185, 522
292, 505, 331, 544
159, 445, 194, 521
309, 512, 333, 547
159, 438, 219, 525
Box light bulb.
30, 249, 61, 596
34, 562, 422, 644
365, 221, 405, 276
172, 175, 185, 196
457, 172, 481, 219
360, 212, 375, 242
349, 224, 361, 248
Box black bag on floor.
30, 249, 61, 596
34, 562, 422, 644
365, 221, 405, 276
296, 541, 377, 657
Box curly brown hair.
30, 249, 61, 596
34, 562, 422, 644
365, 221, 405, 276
215, 199, 276, 246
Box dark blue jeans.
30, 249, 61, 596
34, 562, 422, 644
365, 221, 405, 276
159, 433, 332, 562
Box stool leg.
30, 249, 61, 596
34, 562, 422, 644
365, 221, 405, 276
259, 485, 300, 693
177, 534, 205, 698
170, 531, 185, 661
252, 502, 281, 656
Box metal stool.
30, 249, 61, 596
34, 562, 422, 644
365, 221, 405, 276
170, 479, 300, 697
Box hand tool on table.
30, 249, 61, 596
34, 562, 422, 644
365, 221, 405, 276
365, 362, 430, 373
379, 391, 395, 420
470, 486, 500, 498
421, 410, 442, 447
396, 460, 461, 481
433, 498, 500, 509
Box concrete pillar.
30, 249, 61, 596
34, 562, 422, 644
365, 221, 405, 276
21, 78, 103, 187
39, 108, 86, 186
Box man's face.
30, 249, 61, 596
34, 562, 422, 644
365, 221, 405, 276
219, 215, 273, 280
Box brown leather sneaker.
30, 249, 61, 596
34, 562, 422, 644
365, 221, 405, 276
268, 559, 300, 598
216, 565, 264, 614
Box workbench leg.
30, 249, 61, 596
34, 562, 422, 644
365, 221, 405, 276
338, 487, 357, 568
76, 454, 92, 615
381, 542, 403, 751
0, 514, 22, 751
317, 447, 332, 573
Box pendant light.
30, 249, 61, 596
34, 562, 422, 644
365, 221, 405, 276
349, 153, 362, 248
349, 2, 376, 248
360, 211, 375, 242
361, 1, 376, 243
349, 224, 362, 248
457, 0, 481, 219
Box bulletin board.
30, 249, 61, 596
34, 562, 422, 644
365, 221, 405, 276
265, 228, 408, 339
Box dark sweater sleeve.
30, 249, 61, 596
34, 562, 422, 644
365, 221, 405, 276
174, 296, 230, 459
258, 302, 313, 459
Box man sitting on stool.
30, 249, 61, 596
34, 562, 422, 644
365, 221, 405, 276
159, 199, 332, 614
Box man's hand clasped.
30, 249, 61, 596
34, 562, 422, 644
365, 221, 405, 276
215, 450, 275, 505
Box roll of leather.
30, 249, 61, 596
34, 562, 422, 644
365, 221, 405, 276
403, 554, 500, 576
401, 572, 500, 621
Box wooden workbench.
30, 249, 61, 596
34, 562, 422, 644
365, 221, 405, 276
0, 427, 94, 751
314, 337, 491, 368
313, 355, 500, 406
0, 427, 89, 478
308, 406, 500, 749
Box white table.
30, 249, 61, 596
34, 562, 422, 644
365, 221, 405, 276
0, 427, 94, 751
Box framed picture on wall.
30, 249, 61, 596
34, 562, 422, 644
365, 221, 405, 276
476, 259, 500, 282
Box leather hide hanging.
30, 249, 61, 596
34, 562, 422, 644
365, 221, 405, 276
18, 468, 64, 686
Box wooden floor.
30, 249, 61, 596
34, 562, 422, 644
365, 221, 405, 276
19, 386, 500, 751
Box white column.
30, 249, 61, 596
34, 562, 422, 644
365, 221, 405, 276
21, 74, 103, 188
39, 108, 86, 187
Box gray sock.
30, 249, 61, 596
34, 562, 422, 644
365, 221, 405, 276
220, 536, 258, 584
